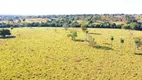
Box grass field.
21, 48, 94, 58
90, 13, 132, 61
0, 28, 142, 80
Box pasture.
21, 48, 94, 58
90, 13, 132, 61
0, 28, 142, 80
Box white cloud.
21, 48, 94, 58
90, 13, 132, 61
0, 0, 141, 15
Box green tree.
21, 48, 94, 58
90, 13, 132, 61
0, 29, 11, 38
129, 22, 138, 30
88, 20, 93, 25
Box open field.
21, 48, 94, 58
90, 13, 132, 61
0, 28, 142, 80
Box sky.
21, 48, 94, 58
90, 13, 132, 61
0, 0, 141, 15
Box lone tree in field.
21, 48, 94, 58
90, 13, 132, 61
134, 38, 142, 53
134, 39, 140, 53
110, 36, 114, 48
0, 29, 11, 38
67, 31, 77, 41
81, 24, 88, 41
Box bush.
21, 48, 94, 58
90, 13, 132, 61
67, 31, 77, 40
120, 38, 124, 44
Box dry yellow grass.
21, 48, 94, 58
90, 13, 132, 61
0, 28, 142, 80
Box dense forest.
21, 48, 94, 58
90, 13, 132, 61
0, 14, 142, 30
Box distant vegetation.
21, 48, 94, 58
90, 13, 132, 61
0, 14, 142, 30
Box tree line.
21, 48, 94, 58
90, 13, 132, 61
0, 20, 142, 30
0, 14, 142, 30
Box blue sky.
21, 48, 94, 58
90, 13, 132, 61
0, 0, 141, 15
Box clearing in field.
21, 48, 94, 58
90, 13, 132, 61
0, 28, 142, 80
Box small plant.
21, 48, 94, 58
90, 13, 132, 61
110, 36, 114, 48
67, 31, 77, 40
0, 29, 11, 38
